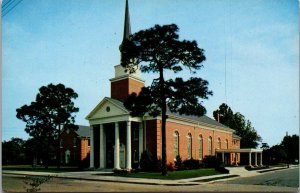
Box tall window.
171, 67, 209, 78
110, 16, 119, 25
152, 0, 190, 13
174, 131, 179, 159
134, 150, 139, 163
187, 133, 192, 159
217, 138, 221, 149
198, 135, 203, 160
225, 139, 228, 149
208, 136, 212, 155
73, 138, 77, 147
133, 128, 139, 141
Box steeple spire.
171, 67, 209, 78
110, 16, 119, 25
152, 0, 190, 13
123, 0, 131, 40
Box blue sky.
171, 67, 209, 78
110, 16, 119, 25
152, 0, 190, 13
2, 0, 299, 146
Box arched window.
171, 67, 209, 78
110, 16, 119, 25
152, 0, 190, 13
208, 136, 212, 155
198, 135, 203, 160
174, 131, 179, 159
225, 139, 228, 149
65, 150, 70, 164
217, 138, 221, 149
187, 133, 192, 159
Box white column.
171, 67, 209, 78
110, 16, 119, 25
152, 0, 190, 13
249, 152, 252, 167
255, 152, 258, 167
90, 126, 94, 168
126, 121, 132, 170
235, 153, 238, 166
99, 124, 105, 168
260, 152, 263, 166
139, 122, 143, 162
114, 122, 120, 169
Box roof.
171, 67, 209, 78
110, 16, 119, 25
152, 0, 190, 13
106, 97, 128, 111
85, 97, 129, 120
233, 134, 242, 139
106, 97, 233, 132
74, 125, 90, 138
167, 110, 233, 132
123, 0, 131, 40
215, 148, 262, 153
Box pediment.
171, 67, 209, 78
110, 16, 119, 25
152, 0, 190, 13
86, 97, 129, 120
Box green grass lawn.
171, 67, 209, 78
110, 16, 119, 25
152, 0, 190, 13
99, 168, 221, 180
2, 165, 81, 173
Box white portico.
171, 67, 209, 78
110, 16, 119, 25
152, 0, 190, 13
86, 97, 144, 170
85, 0, 147, 170
216, 148, 263, 167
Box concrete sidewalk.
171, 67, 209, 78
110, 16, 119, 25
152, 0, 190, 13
3, 165, 297, 186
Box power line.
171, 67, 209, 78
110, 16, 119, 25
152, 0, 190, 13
2, 0, 13, 8
2, 0, 16, 11
2, 0, 19, 15
2, 0, 23, 17
2, 0, 11, 7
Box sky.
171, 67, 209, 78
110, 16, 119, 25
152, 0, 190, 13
1, 0, 299, 146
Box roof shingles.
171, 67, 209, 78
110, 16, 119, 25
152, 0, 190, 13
107, 97, 233, 132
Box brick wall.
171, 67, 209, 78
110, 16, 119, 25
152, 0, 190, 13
145, 120, 158, 156
111, 78, 144, 101
80, 138, 90, 161
60, 130, 80, 165
61, 130, 90, 165
146, 119, 240, 165
111, 79, 129, 101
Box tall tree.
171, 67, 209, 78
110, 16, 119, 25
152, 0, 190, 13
260, 142, 270, 150
120, 24, 212, 176
213, 103, 261, 148
281, 134, 299, 163
2, 138, 26, 165
16, 83, 79, 169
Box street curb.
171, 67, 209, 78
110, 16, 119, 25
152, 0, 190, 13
257, 167, 294, 173
2, 172, 199, 186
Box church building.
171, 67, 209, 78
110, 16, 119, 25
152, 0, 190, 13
86, 0, 263, 170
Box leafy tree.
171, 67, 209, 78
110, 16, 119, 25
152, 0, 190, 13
260, 142, 270, 150
213, 103, 261, 148
281, 134, 299, 163
16, 83, 79, 169
2, 138, 26, 165
267, 144, 287, 165
24, 138, 45, 166
120, 24, 212, 176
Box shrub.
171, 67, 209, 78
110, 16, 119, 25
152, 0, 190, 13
154, 157, 162, 172
203, 155, 221, 168
140, 150, 154, 171
23, 175, 52, 192
183, 158, 200, 170
79, 153, 90, 169
139, 150, 162, 172
175, 155, 184, 171
215, 163, 229, 173
167, 162, 175, 171
113, 169, 131, 176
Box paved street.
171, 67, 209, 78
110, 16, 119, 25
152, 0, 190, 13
2, 166, 299, 192
2, 173, 297, 192
218, 167, 299, 188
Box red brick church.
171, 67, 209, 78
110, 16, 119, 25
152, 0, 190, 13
86, 0, 263, 170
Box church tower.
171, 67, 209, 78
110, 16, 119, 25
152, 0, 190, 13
110, 0, 145, 102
